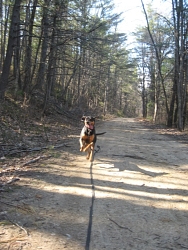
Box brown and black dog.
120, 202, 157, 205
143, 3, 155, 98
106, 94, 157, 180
79, 116, 105, 162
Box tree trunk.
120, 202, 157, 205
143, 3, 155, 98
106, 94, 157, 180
141, 0, 169, 118
0, 0, 21, 99
167, 80, 176, 127
36, 0, 50, 91
42, 15, 57, 115
172, 0, 186, 131
23, 0, 38, 95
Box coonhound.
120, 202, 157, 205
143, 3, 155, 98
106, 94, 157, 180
79, 116, 105, 162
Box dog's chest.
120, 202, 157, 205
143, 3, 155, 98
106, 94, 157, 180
82, 134, 95, 143
80, 126, 96, 144
83, 126, 95, 136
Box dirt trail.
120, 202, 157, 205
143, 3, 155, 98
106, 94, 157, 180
1, 118, 188, 250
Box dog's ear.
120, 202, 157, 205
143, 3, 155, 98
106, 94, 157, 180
81, 116, 86, 121
91, 117, 95, 122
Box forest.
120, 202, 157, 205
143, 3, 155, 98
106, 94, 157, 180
1, 1, 188, 249
0, 0, 188, 131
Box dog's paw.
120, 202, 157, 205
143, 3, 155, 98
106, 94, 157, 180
80, 147, 84, 152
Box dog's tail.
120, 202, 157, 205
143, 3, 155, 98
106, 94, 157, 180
96, 132, 106, 136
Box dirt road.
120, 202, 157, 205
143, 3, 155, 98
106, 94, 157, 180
1, 118, 188, 250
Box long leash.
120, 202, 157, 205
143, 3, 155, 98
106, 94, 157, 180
85, 146, 100, 250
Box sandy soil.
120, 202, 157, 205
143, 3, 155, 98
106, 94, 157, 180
1, 118, 188, 250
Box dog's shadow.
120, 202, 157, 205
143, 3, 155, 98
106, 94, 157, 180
94, 160, 167, 177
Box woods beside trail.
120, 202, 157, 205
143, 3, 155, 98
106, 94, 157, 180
0, 0, 188, 131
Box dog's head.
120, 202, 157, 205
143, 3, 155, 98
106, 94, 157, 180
81, 116, 95, 129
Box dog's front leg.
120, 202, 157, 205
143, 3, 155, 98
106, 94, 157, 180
89, 144, 94, 162
83, 142, 93, 152
86, 147, 91, 160
79, 138, 84, 151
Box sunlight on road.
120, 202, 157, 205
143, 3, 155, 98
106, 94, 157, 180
26, 159, 188, 213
